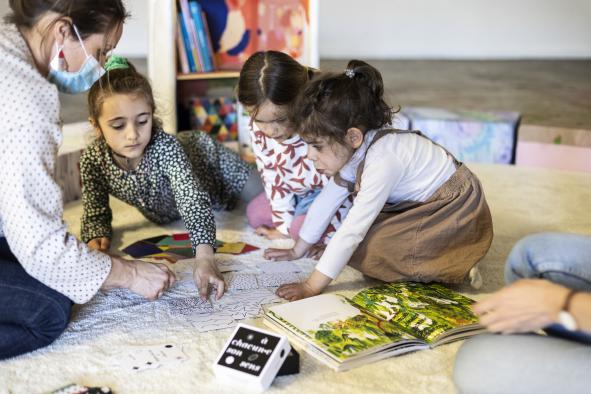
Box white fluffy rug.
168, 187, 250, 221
1, 164, 590, 394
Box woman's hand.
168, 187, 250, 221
192, 244, 225, 301
276, 270, 332, 301
88, 237, 111, 251
102, 256, 176, 300
255, 225, 290, 240
473, 279, 570, 334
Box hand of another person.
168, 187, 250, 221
255, 225, 290, 240
193, 256, 225, 301
473, 278, 570, 334
276, 281, 320, 301
88, 237, 111, 251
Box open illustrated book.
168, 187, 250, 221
263, 282, 485, 371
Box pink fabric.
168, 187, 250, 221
246, 192, 306, 239
246, 192, 274, 229
288, 215, 306, 240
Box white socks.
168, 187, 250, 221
469, 266, 483, 290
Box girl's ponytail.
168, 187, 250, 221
293, 59, 394, 144
345, 59, 385, 103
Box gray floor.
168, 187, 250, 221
61, 59, 591, 129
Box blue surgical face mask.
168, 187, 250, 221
48, 24, 106, 94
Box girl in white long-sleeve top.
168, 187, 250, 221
266, 60, 493, 301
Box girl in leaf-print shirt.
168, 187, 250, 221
238, 51, 350, 244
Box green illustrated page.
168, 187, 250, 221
267, 294, 414, 361
349, 282, 479, 343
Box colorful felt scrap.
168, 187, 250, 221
121, 233, 259, 262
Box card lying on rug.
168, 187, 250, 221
115, 343, 189, 373
264, 282, 485, 372
122, 233, 259, 262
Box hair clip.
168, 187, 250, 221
344, 68, 355, 78
104, 55, 129, 72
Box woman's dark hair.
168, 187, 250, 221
6, 0, 128, 40
88, 60, 163, 133
293, 60, 395, 144
237, 50, 315, 118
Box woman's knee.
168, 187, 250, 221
504, 233, 551, 283
32, 294, 72, 346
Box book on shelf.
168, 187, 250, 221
189, 1, 214, 72
176, 0, 316, 73
176, 20, 190, 74
177, 11, 196, 72
263, 282, 485, 372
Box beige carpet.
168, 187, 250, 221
1, 164, 590, 394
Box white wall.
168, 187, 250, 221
319, 0, 591, 59
0, 0, 148, 57
3, 0, 591, 59
116, 0, 148, 58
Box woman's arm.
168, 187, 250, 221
102, 255, 175, 300
474, 279, 591, 334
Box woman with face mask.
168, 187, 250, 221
0, 0, 176, 360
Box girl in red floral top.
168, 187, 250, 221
237, 51, 350, 245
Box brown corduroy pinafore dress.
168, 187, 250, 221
334, 128, 494, 284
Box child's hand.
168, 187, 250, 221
88, 237, 110, 251
193, 256, 225, 301
276, 281, 320, 301
264, 247, 302, 261
255, 225, 290, 240
307, 243, 326, 260
276, 270, 333, 301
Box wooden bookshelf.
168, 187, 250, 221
148, 0, 319, 133
176, 70, 240, 81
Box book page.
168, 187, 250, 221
349, 282, 479, 344
266, 294, 414, 362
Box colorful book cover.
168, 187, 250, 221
349, 282, 478, 343
179, 0, 204, 72
178, 12, 196, 72
176, 23, 190, 74
265, 282, 482, 370
200, 10, 218, 70
189, 1, 214, 72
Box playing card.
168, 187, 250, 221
117, 343, 189, 373
116, 348, 161, 372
